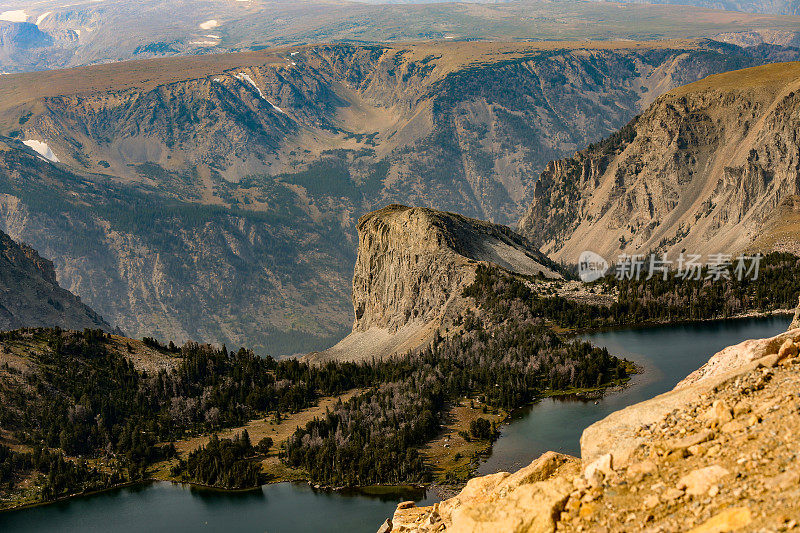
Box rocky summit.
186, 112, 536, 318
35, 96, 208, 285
0, 229, 113, 332
384, 321, 800, 533
304, 205, 560, 364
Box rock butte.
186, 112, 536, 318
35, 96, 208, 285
304, 204, 560, 364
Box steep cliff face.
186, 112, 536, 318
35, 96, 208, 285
352, 205, 559, 333
519, 61, 800, 264
386, 321, 800, 533
306, 205, 559, 363
0, 229, 112, 332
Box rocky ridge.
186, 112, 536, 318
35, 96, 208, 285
305, 205, 560, 363
519, 61, 800, 264
385, 322, 800, 532
0, 229, 113, 332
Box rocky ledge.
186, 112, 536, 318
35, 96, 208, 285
383, 327, 800, 532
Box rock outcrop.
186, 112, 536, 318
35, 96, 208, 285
0, 229, 113, 332
384, 320, 800, 532
305, 205, 560, 363
519, 61, 800, 263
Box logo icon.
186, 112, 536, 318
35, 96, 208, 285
578, 251, 609, 282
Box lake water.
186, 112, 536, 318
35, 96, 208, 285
477, 315, 789, 474
0, 315, 789, 532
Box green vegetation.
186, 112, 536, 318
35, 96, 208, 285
283, 298, 629, 485
466, 253, 800, 331
170, 432, 260, 489
7, 252, 795, 501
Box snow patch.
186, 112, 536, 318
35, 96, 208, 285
290, 51, 299, 56
0, 9, 28, 22
199, 19, 219, 30
234, 72, 285, 114
205, 34, 220, 39
190, 40, 218, 46
36, 11, 51, 26
23, 140, 59, 163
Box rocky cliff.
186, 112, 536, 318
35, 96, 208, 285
519, 61, 800, 264
305, 205, 560, 363
0, 229, 112, 332
385, 319, 800, 532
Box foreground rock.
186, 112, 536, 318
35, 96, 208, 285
305, 205, 560, 363
384, 328, 800, 532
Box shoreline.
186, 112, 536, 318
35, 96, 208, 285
563, 307, 794, 337
2, 311, 790, 514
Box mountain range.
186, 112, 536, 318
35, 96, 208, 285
1, 40, 797, 353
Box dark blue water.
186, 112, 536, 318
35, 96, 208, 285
478, 315, 789, 474
0, 481, 435, 533
1, 315, 788, 532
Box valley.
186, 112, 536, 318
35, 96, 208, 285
1, 40, 798, 353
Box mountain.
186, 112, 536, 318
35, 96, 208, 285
1, 0, 800, 73
0, 228, 112, 332
747, 195, 800, 254
305, 204, 561, 363
519, 61, 800, 264
1, 41, 798, 353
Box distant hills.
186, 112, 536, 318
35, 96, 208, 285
0, 0, 800, 72
598, 0, 800, 15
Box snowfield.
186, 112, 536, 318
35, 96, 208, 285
234, 72, 286, 114
199, 19, 219, 30
23, 140, 59, 163
0, 9, 28, 22
36, 11, 51, 26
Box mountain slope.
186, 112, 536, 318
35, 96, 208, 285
0, 228, 112, 332
305, 204, 560, 364
1, 41, 798, 353
519, 61, 800, 264
5, 40, 798, 224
